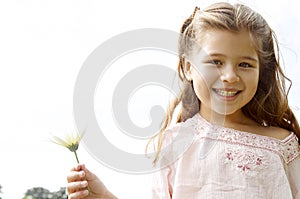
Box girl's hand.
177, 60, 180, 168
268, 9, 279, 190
67, 164, 117, 199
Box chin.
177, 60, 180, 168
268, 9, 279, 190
212, 108, 240, 116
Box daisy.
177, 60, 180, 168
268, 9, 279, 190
50, 131, 83, 163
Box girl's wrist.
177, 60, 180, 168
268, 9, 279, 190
104, 190, 118, 199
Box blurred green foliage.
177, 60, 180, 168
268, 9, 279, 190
0, 184, 2, 199
22, 187, 68, 199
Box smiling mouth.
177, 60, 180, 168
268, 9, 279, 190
213, 89, 241, 97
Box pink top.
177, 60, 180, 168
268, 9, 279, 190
152, 113, 300, 199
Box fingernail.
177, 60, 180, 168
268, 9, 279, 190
82, 189, 89, 195
81, 181, 88, 187
80, 171, 85, 177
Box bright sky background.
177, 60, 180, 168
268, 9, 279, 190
0, 0, 299, 198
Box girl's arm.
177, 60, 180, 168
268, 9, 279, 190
67, 164, 117, 199
152, 166, 173, 199
286, 157, 300, 198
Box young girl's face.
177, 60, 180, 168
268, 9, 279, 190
187, 29, 259, 118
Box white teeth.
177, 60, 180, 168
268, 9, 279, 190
215, 89, 238, 97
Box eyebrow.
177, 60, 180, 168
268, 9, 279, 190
207, 53, 258, 62
241, 56, 258, 62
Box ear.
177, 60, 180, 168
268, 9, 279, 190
183, 57, 192, 81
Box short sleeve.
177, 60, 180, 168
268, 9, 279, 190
287, 138, 300, 199
151, 128, 178, 199
286, 157, 300, 198
151, 164, 174, 199
151, 118, 196, 199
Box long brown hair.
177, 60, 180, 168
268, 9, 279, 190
148, 2, 300, 164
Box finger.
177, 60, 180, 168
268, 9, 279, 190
80, 165, 98, 182
71, 164, 86, 172
67, 181, 88, 194
67, 170, 85, 183
68, 189, 89, 199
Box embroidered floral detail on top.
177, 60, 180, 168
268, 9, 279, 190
189, 114, 300, 165
224, 147, 268, 175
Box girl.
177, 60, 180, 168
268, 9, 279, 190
66, 2, 300, 199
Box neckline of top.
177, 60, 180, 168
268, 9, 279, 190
193, 113, 295, 144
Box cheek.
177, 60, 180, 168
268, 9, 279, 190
191, 68, 217, 100
243, 71, 259, 87
191, 66, 219, 86
240, 71, 259, 99
192, 81, 208, 105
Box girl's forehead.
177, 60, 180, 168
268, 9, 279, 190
191, 29, 258, 59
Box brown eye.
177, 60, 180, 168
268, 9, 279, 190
239, 62, 252, 68
208, 60, 222, 65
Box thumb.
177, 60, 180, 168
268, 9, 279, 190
80, 164, 97, 181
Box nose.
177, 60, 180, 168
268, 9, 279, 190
219, 66, 240, 83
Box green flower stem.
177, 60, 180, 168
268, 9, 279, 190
74, 151, 80, 164
73, 150, 91, 194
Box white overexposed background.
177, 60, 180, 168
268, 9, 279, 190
0, 0, 299, 198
